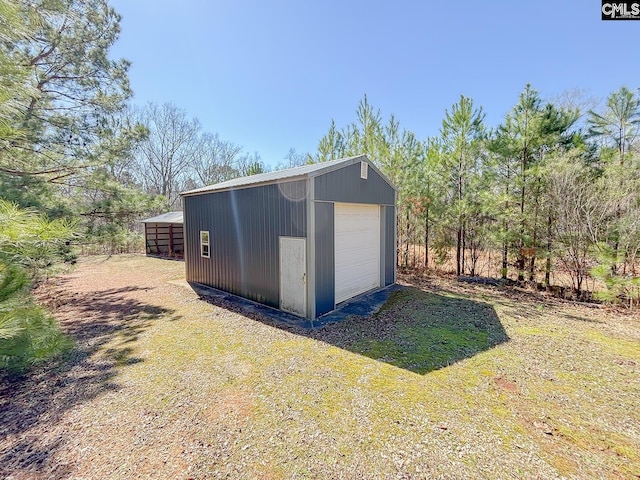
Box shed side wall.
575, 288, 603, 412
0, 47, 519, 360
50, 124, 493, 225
384, 205, 396, 285
314, 162, 395, 205
144, 222, 184, 255
183, 180, 307, 308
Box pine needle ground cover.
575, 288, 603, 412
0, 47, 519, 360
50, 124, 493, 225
1, 255, 638, 479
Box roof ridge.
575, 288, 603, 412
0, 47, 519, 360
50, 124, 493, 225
180, 155, 367, 196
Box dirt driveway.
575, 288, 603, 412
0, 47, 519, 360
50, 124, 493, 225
1, 255, 191, 478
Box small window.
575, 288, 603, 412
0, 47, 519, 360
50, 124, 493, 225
200, 230, 210, 258
360, 161, 368, 179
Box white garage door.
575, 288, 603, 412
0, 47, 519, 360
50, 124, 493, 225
335, 203, 380, 304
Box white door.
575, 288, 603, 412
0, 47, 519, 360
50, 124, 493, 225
335, 203, 380, 304
279, 237, 306, 316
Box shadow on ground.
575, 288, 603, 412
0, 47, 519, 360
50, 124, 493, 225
308, 287, 509, 375
407, 274, 606, 325
197, 284, 508, 376
0, 283, 179, 478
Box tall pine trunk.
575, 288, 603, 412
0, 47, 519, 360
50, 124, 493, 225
502, 166, 510, 280
461, 222, 466, 275
456, 227, 462, 276
456, 154, 463, 276
545, 213, 552, 288
396, 215, 401, 269
517, 155, 527, 282
611, 125, 626, 274
502, 241, 508, 279
517, 109, 530, 283
529, 179, 541, 282
404, 208, 410, 267
424, 206, 429, 269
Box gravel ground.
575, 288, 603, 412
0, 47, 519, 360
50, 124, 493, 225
0, 254, 638, 479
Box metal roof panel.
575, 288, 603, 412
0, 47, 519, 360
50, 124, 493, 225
140, 211, 184, 224
180, 155, 368, 196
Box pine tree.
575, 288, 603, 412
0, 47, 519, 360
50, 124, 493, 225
495, 85, 577, 282
0, 200, 75, 372
440, 95, 485, 276
1, 0, 132, 184
587, 86, 640, 274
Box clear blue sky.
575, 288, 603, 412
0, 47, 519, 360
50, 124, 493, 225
109, 0, 639, 168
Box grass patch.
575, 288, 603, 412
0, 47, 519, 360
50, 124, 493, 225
585, 330, 640, 359
335, 287, 507, 374
355, 326, 489, 373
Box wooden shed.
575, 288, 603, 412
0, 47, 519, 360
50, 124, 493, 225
181, 155, 396, 320
141, 211, 184, 258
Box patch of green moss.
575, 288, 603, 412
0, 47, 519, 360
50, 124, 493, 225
549, 453, 578, 477
376, 287, 442, 315
512, 326, 564, 337
585, 330, 640, 359
353, 326, 489, 374
348, 286, 509, 375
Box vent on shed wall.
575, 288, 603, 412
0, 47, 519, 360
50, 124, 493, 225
360, 161, 368, 179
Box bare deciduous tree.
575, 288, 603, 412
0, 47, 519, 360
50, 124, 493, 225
132, 103, 202, 209
192, 133, 243, 186
547, 152, 608, 297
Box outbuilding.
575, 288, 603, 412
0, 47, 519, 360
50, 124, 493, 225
181, 155, 396, 320
141, 211, 184, 258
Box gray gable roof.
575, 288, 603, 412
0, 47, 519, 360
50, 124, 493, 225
180, 154, 395, 196
140, 211, 183, 224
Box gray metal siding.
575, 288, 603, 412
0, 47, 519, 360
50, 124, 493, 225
314, 202, 335, 316
314, 162, 395, 205
384, 205, 396, 285
184, 180, 307, 308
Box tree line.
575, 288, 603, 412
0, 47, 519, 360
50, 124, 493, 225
0, 0, 277, 252
311, 89, 640, 306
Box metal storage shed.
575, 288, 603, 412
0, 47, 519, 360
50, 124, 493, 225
141, 211, 184, 258
180, 155, 396, 320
